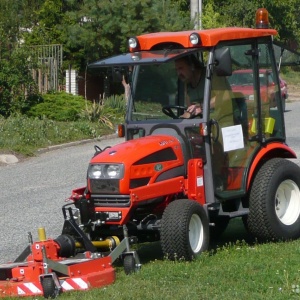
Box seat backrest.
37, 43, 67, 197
232, 92, 248, 138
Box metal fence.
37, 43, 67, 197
30, 44, 63, 93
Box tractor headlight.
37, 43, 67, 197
106, 165, 122, 178
88, 164, 102, 179
189, 32, 201, 45
88, 164, 124, 179
128, 37, 140, 50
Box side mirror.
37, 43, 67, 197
214, 47, 232, 76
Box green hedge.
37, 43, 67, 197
27, 92, 86, 121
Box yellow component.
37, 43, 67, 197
38, 227, 47, 242
75, 236, 120, 251
250, 117, 275, 134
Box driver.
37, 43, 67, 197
175, 55, 205, 118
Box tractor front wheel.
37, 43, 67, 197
160, 199, 209, 260
248, 158, 300, 241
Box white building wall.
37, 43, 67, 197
65, 69, 78, 95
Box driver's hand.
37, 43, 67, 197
180, 104, 202, 118
187, 104, 202, 115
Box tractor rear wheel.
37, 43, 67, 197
160, 199, 209, 260
248, 158, 300, 241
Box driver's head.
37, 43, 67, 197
175, 55, 203, 84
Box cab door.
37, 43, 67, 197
210, 39, 285, 198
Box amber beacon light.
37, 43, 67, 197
255, 8, 269, 29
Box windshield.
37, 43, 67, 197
130, 63, 178, 120
127, 51, 208, 121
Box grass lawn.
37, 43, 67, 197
4, 219, 300, 300
82, 219, 300, 300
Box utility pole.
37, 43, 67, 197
190, 0, 202, 30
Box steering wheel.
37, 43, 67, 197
162, 105, 187, 119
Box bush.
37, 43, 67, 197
104, 94, 127, 113
79, 94, 126, 129
27, 92, 86, 121
0, 114, 113, 155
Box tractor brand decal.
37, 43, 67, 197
109, 150, 117, 155
159, 139, 174, 146
154, 164, 163, 171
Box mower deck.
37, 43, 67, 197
0, 227, 140, 298
0, 255, 114, 297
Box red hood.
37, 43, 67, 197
90, 134, 184, 165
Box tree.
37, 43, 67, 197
261, 0, 300, 48
60, 0, 191, 71
201, 0, 224, 29
22, 0, 190, 72
207, 0, 300, 49
0, 0, 39, 116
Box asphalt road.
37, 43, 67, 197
0, 135, 123, 263
0, 101, 299, 263
285, 101, 300, 164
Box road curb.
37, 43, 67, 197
0, 133, 119, 166
36, 133, 118, 154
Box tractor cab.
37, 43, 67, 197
89, 24, 287, 203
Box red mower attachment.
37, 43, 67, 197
0, 227, 140, 298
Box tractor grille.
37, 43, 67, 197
92, 194, 130, 207
90, 179, 119, 194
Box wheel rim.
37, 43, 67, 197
189, 213, 204, 253
275, 179, 300, 225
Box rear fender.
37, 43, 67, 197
246, 143, 296, 190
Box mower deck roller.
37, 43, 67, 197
0, 227, 140, 298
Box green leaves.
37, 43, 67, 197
22, 0, 191, 71
0, 47, 38, 117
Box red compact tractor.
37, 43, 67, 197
66, 8, 300, 264
1, 8, 300, 298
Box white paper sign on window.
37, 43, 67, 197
221, 125, 244, 152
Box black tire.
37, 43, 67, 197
248, 158, 300, 241
160, 199, 209, 261
123, 255, 136, 275
42, 277, 57, 299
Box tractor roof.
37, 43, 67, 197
134, 28, 277, 50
